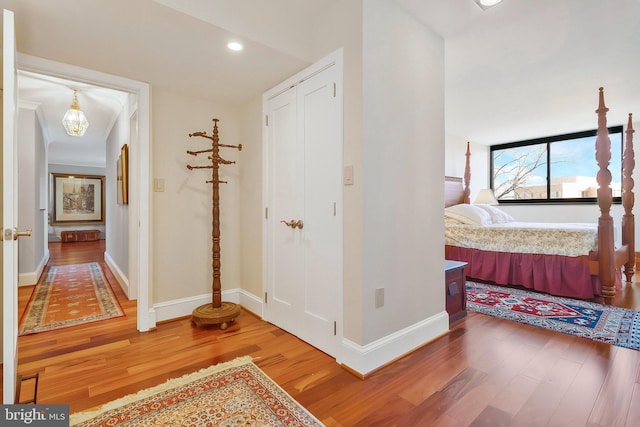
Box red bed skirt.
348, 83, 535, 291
445, 245, 606, 299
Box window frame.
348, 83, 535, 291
489, 125, 623, 205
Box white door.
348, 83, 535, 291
264, 52, 343, 357
2, 8, 19, 403
265, 87, 303, 329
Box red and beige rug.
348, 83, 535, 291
70, 356, 324, 426
19, 262, 124, 335
467, 281, 640, 351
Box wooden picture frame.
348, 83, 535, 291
117, 144, 129, 205
52, 173, 105, 225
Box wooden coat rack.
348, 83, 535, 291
186, 118, 242, 329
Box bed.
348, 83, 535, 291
445, 88, 635, 299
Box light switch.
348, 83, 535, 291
154, 178, 165, 192
375, 287, 384, 308
344, 165, 354, 185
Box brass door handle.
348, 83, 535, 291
14, 227, 32, 240
280, 219, 304, 229
1, 227, 32, 241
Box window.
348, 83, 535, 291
490, 126, 623, 203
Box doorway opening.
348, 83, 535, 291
16, 53, 153, 332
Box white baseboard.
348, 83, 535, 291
104, 251, 130, 297
18, 251, 49, 286
337, 311, 450, 377
152, 290, 448, 377
153, 288, 263, 323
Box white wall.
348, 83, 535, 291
238, 96, 263, 298
360, 0, 446, 344
104, 98, 130, 285
17, 105, 47, 285
151, 88, 242, 304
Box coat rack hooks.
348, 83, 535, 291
186, 118, 242, 329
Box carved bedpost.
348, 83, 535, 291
595, 87, 616, 297
464, 142, 471, 204
622, 113, 636, 282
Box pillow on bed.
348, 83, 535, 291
445, 204, 492, 226
474, 204, 515, 224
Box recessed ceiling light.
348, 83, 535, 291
227, 42, 243, 51
474, 0, 504, 10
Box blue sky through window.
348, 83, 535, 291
492, 129, 623, 200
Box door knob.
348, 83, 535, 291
13, 227, 32, 240
280, 219, 304, 229
0, 227, 32, 241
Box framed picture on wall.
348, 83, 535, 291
117, 144, 129, 205
52, 174, 105, 225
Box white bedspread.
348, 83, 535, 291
445, 220, 598, 257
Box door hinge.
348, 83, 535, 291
333, 82, 336, 97
265, 207, 268, 219
265, 115, 269, 126
334, 321, 337, 336
264, 292, 268, 303
333, 202, 336, 216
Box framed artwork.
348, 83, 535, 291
52, 174, 105, 225
117, 144, 129, 205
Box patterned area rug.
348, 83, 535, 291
467, 281, 640, 351
19, 262, 124, 335
70, 356, 324, 426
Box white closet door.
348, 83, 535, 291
264, 58, 342, 358
266, 87, 304, 331
295, 66, 340, 355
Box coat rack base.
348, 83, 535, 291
191, 301, 241, 330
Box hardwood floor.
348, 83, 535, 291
7, 241, 640, 426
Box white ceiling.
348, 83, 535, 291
4, 0, 640, 166
18, 71, 128, 167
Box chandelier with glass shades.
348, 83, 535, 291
62, 89, 89, 137
474, 0, 504, 10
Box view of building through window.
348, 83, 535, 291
491, 126, 623, 202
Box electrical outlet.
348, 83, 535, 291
375, 287, 384, 308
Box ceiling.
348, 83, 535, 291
18, 71, 128, 167
4, 0, 640, 166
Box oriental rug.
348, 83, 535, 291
69, 356, 324, 427
466, 281, 640, 351
19, 262, 124, 335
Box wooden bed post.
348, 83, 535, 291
622, 113, 636, 282
595, 88, 617, 297
464, 142, 471, 204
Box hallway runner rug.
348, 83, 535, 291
467, 281, 640, 351
19, 262, 124, 335
69, 355, 324, 426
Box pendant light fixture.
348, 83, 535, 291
62, 89, 89, 136
474, 0, 504, 10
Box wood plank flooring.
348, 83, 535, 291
6, 240, 640, 426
